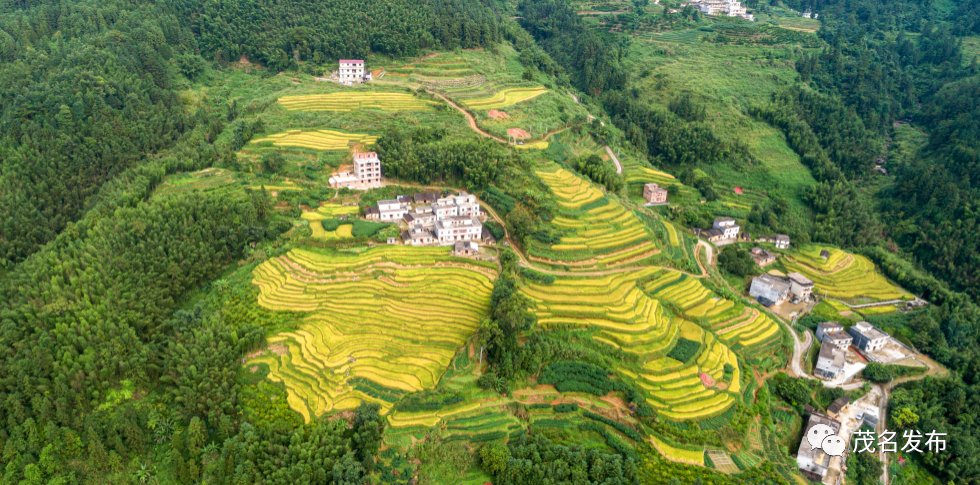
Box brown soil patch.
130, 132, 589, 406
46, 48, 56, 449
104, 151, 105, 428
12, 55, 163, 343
488, 109, 510, 120
268, 343, 288, 356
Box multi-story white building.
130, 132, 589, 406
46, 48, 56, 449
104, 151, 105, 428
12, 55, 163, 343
787, 272, 815, 301
704, 216, 740, 242
338, 59, 366, 85
849, 322, 889, 353
815, 341, 846, 380
329, 151, 383, 190
435, 192, 481, 217
434, 216, 483, 245
749, 273, 790, 306
691, 0, 754, 20
353, 152, 381, 187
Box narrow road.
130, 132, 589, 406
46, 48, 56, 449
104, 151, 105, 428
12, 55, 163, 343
604, 145, 623, 174
788, 323, 815, 380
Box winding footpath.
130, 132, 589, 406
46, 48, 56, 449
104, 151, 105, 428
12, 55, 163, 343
604, 145, 623, 174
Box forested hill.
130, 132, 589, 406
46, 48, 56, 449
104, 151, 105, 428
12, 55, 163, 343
169, 0, 502, 69
0, 0, 501, 268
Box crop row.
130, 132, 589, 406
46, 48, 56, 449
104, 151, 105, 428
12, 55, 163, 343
462, 86, 548, 109
278, 92, 435, 112
249, 246, 495, 420
784, 246, 911, 302
530, 167, 659, 269
251, 129, 377, 151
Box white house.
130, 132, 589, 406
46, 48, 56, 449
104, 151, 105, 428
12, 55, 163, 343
775, 234, 791, 249
787, 272, 815, 301
339, 59, 366, 85
848, 322, 889, 353
816, 322, 853, 350
377, 199, 408, 221
703, 217, 740, 242
434, 216, 482, 245
815, 341, 846, 380
749, 274, 790, 306
353, 152, 382, 188
329, 151, 383, 190
714, 217, 740, 239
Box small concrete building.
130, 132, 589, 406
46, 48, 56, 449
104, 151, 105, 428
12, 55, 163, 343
377, 199, 408, 221
816, 322, 853, 350
453, 241, 479, 257
751, 247, 776, 267
775, 234, 790, 249
643, 183, 669, 205
848, 322, 889, 353
339, 59, 366, 84
703, 217, 740, 242
797, 412, 842, 482
815, 341, 846, 380
787, 272, 814, 301
413, 191, 440, 204
827, 397, 850, 418
713, 217, 740, 239
749, 274, 790, 306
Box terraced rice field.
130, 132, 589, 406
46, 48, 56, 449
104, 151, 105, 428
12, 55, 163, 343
783, 246, 912, 303
642, 272, 781, 350
251, 129, 378, 150
462, 86, 549, 109
522, 269, 752, 421
514, 140, 550, 150
649, 435, 705, 465
301, 204, 360, 240
277, 92, 436, 112
529, 166, 660, 269
249, 246, 496, 421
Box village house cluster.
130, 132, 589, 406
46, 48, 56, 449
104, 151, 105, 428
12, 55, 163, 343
365, 191, 487, 248
748, 271, 814, 307
813, 321, 894, 381
329, 151, 383, 190
687, 0, 754, 20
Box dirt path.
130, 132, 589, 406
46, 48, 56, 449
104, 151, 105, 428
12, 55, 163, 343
577, 9, 630, 15
788, 324, 815, 380
428, 90, 508, 143
604, 145, 623, 174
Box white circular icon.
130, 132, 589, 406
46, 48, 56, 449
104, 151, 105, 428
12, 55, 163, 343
821, 435, 846, 457
807, 423, 835, 450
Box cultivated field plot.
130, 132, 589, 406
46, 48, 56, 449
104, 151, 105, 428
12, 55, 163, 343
522, 269, 744, 421
528, 166, 660, 269
783, 246, 912, 303
642, 272, 781, 351
251, 129, 378, 150
300, 203, 360, 239
278, 92, 436, 112
649, 435, 705, 466
462, 86, 549, 109
385, 52, 480, 85
249, 246, 496, 421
